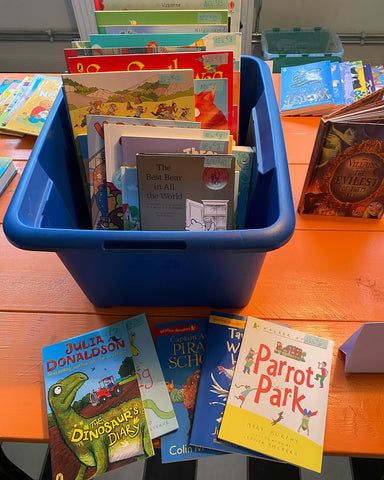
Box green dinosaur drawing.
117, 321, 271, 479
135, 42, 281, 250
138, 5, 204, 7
48, 372, 152, 480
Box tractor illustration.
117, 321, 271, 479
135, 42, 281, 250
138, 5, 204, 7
90, 375, 123, 406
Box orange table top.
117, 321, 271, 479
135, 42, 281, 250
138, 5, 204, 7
1, 73, 384, 458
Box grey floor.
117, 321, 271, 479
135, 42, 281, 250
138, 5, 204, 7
1, 441, 353, 480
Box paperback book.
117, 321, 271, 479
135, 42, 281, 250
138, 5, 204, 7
155, 318, 218, 462
298, 87, 384, 218
42, 321, 154, 480
218, 317, 334, 473
136, 152, 235, 231
280, 61, 339, 116
0, 157, 17, 196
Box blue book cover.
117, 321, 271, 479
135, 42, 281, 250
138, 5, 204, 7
280, 61, 336, 116
42, 320, 154, 480
190, 312, 275, 459
339, 61, 355, 105
330, 62, 345, 106
155, 318, 220, 462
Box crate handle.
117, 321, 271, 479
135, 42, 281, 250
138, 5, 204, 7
104, 240, 187, 250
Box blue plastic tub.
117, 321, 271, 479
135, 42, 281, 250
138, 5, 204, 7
4, 56, 295, 308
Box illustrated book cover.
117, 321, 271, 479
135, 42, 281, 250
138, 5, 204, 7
136, 152, 235, 231
280, 61, 339, 116
119, 128, 231, 230
339, 61, 355, 106
87, 115, 200, 230
42, 321, 154, 480
218, 317, 334, 473
0, 157, 17, 196
99, 24, 228, 35
190, 311, 275, 460
124, 314, 179, 439
297, 87, 384, 218
3, 77, 62, 136
155, 318, 219, 462
349, 60, 368, 101
93, 0, 228, 10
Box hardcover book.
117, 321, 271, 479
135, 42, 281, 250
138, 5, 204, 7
297, 87, 384, 218
280, 61, 338, 116
190, 311, 274, 459
124, 314, 179, 439
99, 24, 228, 34
42, 321, 154, 480
3, 77, 62, 136
155, 318, 218, 462
218, 317, 334, 473
88, 115, 200, 230
94, 10, 229, 28
231, 145, 256, 229
136, 152, 235, 231
0, 157, 17, 196
94, 0, 228, 10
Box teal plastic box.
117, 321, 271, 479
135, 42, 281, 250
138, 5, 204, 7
261, 27, 344, 73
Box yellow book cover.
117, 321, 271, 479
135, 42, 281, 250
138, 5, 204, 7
4, 77, 62, 136
218, 317, 334, 473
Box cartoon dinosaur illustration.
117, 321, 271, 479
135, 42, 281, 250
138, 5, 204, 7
48, 372, 152, 480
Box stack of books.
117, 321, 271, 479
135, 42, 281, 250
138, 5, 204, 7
280, 59, 384, 116
0, 75, 62, 137
60, 0, 258, 233
42, 312, 334, 477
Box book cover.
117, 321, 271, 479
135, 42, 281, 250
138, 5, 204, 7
0, 75, 34, 126
101, 121, 203, 230
372, 65, 384, 90
67, 49, 235, 136
94, 0, 228, 10
231, 145, 256, 229
62, 69, 195, 141
0, 80, 22, 114
136, 152, 235, 231
297, 88, 384, 218
218, 317, 334, 473
280, 61, 337, 116
0, 79, 17, 97
4, 77, 62, 136
42, 321, 154, 480
0, 157, 17, 196
124, 314, 179, 439
155, 318, 218, 462
363, 63, 376, 95
330, 62, 345, 107
350, 60, 368, 100
94, 10, 229, 28
190, 311, 274, 459
339, 61, 355, 105
100, 24, 228, 34
119, 129, 231, 230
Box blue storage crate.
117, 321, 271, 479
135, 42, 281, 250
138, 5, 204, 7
4, 56, 295, 308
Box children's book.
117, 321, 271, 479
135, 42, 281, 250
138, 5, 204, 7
0, 79, 17, 97
42, 321, 154, 480
124, 314, 179, 439
363, 63, 376, 95
87, 115, 199, 230
94, 10, 229, 28
339, 61, 355, 105
94, 0, 228, 10
218, 317, 334, 473
190, 311, 275, 459
0, 80, 22, 115
155, 318, 219, 462
330, 62, 345, 107
62, 69, 195, 141
0, 157, 17, 196
67, 49, 235, 137
231, 145, 256, 229
372, 65, 384, 90
137, 152, 235, 231
99, 24, 228, 35
101, 121, 203, 229
119, 128, 231, 229
350, 60, 368, 100
297, 87, 384, 218
3, 77, 62, 136
0, 75, 34, 126
280, 61, 338, 116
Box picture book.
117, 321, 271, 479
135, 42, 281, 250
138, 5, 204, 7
42, 321, 154, 480
363, 63, 376, 95
0, 79, 17, 97
218, 317, 334, 473
62, 69, 195, 141
297, 87, 384, 218
190, 311, 274, 459
280, 61, 339, 116
0, 157, 17, 196
349, 60, 368, 100
87, 115, 199, 230
99, 24, 228, 35
339, 61, 355, 105
155, 318, 219, 462
0, 75, 34, 126
119, 129, 231, 229
330, 62, 344, 107
372, 65, 384, 89
101, 121, 203, 229
94, 10, 229, 28
4, 77, 62, 136
0, 80, 22, 115
124, 314, 179, 439
194, 77, 229, 131
93, 0, 228, 10
232, 145, 256, 229
137, 152, 235, 231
